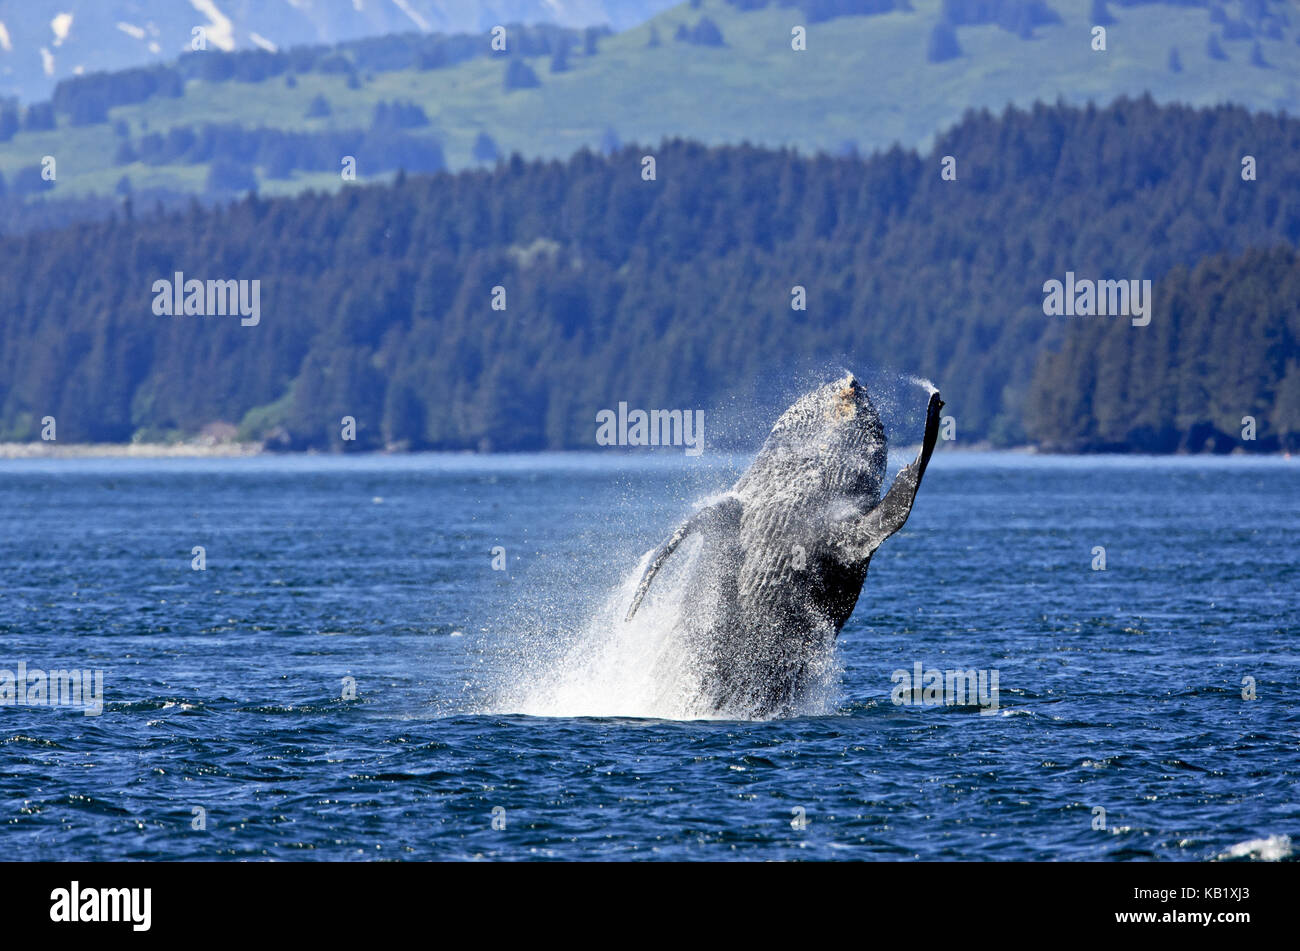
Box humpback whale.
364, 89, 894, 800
625, 376, 943, 718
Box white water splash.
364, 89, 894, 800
1214, 834, 1292, 862
489, 509, 842, 721
492, 535, 719, 719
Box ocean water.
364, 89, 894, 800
0, 451, 1296, 861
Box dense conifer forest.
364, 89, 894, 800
1027, 246, 1300, 452
1, 97, 1296, 452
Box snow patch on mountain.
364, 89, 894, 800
50, 12, 72, 47
189, 0, 235, 52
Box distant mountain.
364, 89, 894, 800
1, 0, 1298, 217
0, 0, 679, 102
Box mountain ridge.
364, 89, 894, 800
2, 0, 1298, 216
0, 0, 680, 102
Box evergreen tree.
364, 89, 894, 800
927, 23, 962, 62
1090, 0, 1115, 26
473, 131, 501, 163
305, 94, 331, 118
550, 38, 571, 73
504, 59, 541, 91
23, 102, 56, 131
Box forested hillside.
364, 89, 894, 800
1027, 246, 1300, 453
2, 0, 1298, 216
0, 97, 1297, 451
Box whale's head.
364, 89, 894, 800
735, 374, 888, 507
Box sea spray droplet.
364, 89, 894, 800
905, 374, 939, 397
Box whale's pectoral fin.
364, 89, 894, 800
837, 390, 944, 561
625, 496, 741, 622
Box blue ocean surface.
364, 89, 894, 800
0, 451, 1296, 861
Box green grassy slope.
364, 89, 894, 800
1, 0, 1297, 199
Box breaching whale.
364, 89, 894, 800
625, 375, 943, 718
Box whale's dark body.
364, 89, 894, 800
626, 376, 943, 718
